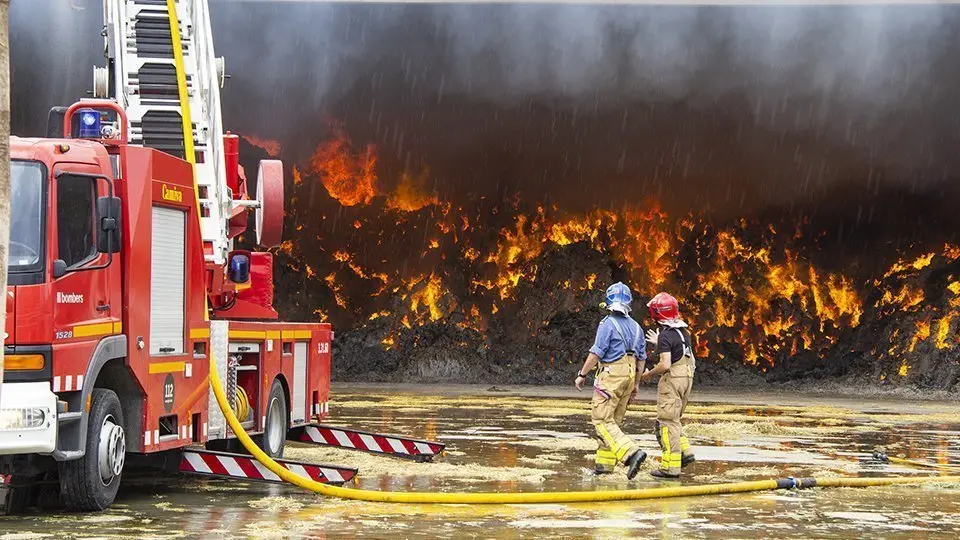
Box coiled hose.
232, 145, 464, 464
233, 385, 249, 423
208, 356, 960, 504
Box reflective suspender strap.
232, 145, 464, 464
608, 317, 637, 356
675, 328, 688, 356
675, 328, 696, 371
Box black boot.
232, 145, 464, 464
625, 450, 647, 480
650, 469, 681, 479
594, 465, 613, 475
681, 454, 696, 468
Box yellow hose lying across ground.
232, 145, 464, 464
208, 363, 960, 503
883, 455, 960, 473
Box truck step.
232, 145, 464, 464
291, 424, 445, 463
178, 448, 357, 485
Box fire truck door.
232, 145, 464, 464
52, 174, 119, 354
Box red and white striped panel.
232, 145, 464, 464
299, 424, 445, 461
52, 374, 84, 393
179, 449, 357, 485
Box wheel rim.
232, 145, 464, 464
98, 414, 125, 485
266, 396, 284, 454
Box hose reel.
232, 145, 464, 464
226, 355, 250, 422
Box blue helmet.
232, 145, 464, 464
605, 282, 632, 315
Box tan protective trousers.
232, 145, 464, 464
656, 358, 694, 475
591, 355, 640, 472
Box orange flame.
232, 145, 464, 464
879, 285, 925, 311
386, 168, 439, 212
407, 274, 448, 323
884, 252, 935, 278
935, 315, 953, 349
242, 134, 282, 157
309, 127, 377, 206
908, 318, 931, 353
948, 281, 960, 308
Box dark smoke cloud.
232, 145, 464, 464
209, 2, 960, 219
10, 1, 101, 134
11, 1, 960, 225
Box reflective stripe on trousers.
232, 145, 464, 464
656, 358, 694, 475
592, 354, 639, 465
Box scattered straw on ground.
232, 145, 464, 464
153, 501, 188, 513
248, 496, 305, 512
683, 420, 786, 440
284, 444, 554, 484
0, 534, 54, 540
807, 469, 855, 478
79, 514, 135, 523
243, 520, 313, 539
719, 466, 782, 479
189, 480, 252, 492
512, 436, 598, 452
518, 454, 567, 467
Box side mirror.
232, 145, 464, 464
53, 259, 68, 279
96, 196, 122, 254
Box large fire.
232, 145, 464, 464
268, 128, 960, 385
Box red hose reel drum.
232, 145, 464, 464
256, 160, 285, 247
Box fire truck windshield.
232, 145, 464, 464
9, 160, 44, 271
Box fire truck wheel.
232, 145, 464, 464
257, 380, 288, 459
59, 389, 125, 511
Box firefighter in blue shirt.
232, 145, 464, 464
575, 282, 648, 478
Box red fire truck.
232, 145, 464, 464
0, 0, 378, 511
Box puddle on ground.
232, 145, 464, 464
2, 386, 959, 538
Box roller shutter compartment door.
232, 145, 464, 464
150, 206, 186, 355
292, 342, 308, 423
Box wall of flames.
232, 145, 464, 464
246, 131, 960, 383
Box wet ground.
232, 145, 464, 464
2, 383, 960, 538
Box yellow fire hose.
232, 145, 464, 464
871, 452, 960, 473
208, 359, 960, 504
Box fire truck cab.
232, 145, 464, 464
0, 103, 331, 510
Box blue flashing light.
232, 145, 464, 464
78, 108, 101, 139
229, 254, 250, 284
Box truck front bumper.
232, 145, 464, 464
0, 382, 57, 454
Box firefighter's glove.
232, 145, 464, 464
645, 329, 660, 346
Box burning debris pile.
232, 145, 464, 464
242, 133, 959, 390
851, 246, 960, 387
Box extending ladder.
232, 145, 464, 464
99, 0, 232, 264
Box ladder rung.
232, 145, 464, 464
133, 114, 184, 124
134, 43, 175, 54
134, 18, 173, 29
138, 84, 180, 95
133, 99, 184, 107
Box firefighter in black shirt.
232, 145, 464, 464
639, 292, 696, 479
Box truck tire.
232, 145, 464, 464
257, 380, 287, 459
59, 388, 126, 511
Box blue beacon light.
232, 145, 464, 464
78, 108, 101, 138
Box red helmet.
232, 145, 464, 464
647, 292, 680, 321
